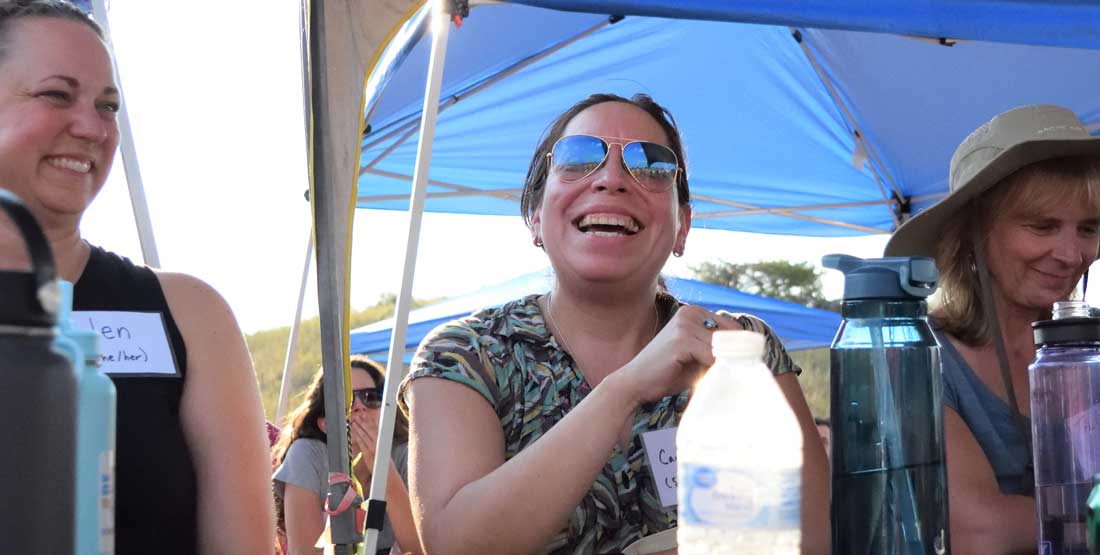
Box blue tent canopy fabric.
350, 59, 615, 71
507, 0, 1100, 50
359, 1, 1100, 237
349, 271, 841, 361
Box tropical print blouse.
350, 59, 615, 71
398, 293, 800, 555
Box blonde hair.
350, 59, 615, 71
931, 156, 1100, 345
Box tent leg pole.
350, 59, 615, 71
89, 0, 161, 268
275, 227, 315, 425
363, 2, 452, 554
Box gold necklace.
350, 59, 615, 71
543, 291, 661, 357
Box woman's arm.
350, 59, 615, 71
407, 373, 638, 555
350, 415, 423, 554
774, 372, 831, 555
406, 305, 730, 555
282, 484, 325, 555
159, 272, 276, 554
380, 462, 422, 554
944, 408, 1037, 554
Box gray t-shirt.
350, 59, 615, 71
274, 438, 410, 551
934, 327, 1032, 495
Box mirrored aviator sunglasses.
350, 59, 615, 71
352, 387, 383, 408
548, 134, 680, 193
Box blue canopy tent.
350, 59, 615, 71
303, 1, 1100, 550
359, 1, 1100, 235
350, 271, 841, 361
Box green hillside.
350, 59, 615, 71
247, 294, 433, 423
790, 348, 829, 420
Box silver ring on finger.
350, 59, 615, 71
703, 317, 719, 330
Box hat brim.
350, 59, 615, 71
885, 136, 1100, 258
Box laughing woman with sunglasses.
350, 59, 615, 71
273, 355, 422, 554
399, 93, 830, 555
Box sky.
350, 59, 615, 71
84, 1, 1095, 337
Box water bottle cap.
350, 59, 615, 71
70, 329, 100, 365
1052, 300, 1091, 319
56, 280, 73, 324
822, 254, 938, 300
50, 280, 100, 364
0, 272, 55, 326
712, 330, 765, 358
0, 189, 59, 326
1032, 316, 1100, 346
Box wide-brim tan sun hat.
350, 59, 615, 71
884, 104, 1100, 258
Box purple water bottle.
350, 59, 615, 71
1031, 301, 1100, 555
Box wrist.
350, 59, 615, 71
598, 370, 643, 413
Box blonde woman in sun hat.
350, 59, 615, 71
885, 104, 1100, 553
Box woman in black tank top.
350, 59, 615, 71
0, 2, 275, 553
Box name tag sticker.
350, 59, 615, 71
72, 311, 180, 377
641, 427, 679, 508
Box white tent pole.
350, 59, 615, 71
363, 1, 451, 552
89, 0, 161, 268
274, 226, 315, 425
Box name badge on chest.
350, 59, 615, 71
641, 426, 679, 508
72, 311, 181, 377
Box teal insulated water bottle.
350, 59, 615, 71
58, 281, 116, 555
823, 254, 949, 555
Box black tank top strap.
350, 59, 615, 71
74, 245, 188, 374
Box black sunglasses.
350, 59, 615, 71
351, 387, 383, 408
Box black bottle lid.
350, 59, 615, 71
1033, 317, 1100, 347
823, 254, 938, 301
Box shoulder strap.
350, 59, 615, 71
970, 224, 1035, 495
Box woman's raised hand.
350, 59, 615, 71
618, 305, 741, 404
349, 410, 380, 478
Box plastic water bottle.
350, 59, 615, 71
677, 330, 802, 554
57, 281, 116, 555
823, 254, 949, 555
1030, 301, 1100, 555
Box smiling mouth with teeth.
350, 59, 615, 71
575, 214, 642, 236
47, 157, 93, 174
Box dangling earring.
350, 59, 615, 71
533, 237, 544, 248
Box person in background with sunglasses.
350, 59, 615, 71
273, 355, 422, 555
399, 93, 830, 554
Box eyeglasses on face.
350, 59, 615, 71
352, 387, 383, 408
547, 134, 680, 193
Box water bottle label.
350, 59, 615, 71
679, 463, 800, 530
99, 450, 115, 553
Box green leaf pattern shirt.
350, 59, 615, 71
398, 293, 800, 555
